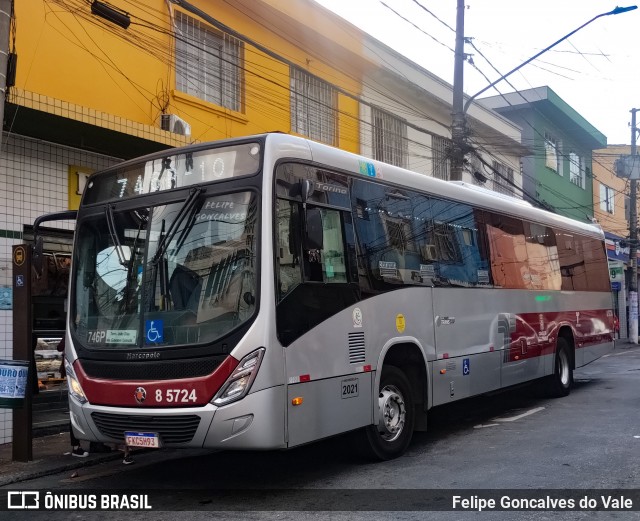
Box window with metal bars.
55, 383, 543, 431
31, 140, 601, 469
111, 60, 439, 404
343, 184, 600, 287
290, 67, 337, 145
432, 135, 451, 180
492, 160, 515, 196
383, 217, 414, 253
544, 132, 562, 175
372, 107, 407, 167
175, 12, 242, 112
600, 183, 615, 214
569, 152, 585, 189
429, 221, 462, 262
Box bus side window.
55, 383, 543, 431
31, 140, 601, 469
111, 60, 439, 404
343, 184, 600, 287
301, 207, 348, 283
318, 209, 347, 283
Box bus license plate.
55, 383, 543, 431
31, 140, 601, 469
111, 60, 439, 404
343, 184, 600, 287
124, 431, 160, 448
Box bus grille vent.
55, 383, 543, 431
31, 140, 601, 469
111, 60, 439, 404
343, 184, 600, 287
348, 332, 366, 364
91, 412, 200, 444
80, 357, 225, 380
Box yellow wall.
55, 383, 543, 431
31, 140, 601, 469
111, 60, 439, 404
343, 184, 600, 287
592, 145, 630, 239
16, 0, 362, 152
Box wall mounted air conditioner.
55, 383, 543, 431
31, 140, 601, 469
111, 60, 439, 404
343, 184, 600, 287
421, 244, 438, 261
161, 114, 191, 137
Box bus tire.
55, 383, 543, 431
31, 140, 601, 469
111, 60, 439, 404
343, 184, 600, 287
548, 337, 572, 398
354, 365, 414, 461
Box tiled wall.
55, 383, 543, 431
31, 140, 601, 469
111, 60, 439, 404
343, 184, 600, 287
0, 133, 118, 444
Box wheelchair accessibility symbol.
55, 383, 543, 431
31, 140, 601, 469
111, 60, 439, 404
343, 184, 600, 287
462, 358, 470, 376
145, 320, 164, 344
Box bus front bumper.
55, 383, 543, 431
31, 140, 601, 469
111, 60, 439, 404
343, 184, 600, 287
70, 384, 286, 450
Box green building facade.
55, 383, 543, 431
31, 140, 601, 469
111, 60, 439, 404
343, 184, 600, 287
481, 87, 607, 223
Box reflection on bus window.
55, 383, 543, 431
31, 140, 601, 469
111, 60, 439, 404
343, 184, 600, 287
72, 191, 258, 348
351, 178, 490, 289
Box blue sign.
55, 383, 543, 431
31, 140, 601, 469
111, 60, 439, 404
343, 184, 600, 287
0, 286, 12, 310
145, 320, 164, 344
611, 282, 622, 291
462, 358, 470, 376
358, 160, 377, 177
15, 275, 24, 287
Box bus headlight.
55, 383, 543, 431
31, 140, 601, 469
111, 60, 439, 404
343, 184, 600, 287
65, 360, 88, 404
213, 348, 265, 406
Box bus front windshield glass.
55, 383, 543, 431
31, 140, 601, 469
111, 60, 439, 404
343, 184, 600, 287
72, 191, 258, 349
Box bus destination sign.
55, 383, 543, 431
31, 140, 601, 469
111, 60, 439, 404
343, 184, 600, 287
83, 142, 261, 204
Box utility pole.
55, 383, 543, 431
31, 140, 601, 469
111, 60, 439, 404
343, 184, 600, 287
450, 0, 465, 181
629, 108, 639, 344
450, 5, 636, 184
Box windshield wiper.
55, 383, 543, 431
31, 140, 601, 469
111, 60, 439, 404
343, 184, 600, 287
105, 204, 127, 265
151, 187, 203, 265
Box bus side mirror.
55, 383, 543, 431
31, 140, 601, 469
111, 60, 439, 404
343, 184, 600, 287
301, 179, 314, 203
32, 209, 78, 277
304, 207, 324, 250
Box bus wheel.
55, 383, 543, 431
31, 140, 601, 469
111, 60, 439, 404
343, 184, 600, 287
548, 337, 572, 397
355, 365, 415, 461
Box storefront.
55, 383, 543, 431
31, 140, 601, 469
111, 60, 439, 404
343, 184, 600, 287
605, 232, 630, 339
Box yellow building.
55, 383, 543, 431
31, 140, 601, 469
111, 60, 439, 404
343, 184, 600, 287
14, 0, 363, 162
592, 144, 632, 338
592, 145, 629, 237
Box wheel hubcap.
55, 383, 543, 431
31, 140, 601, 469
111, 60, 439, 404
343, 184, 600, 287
558, 350, 569, 386
377, 384, 406, 442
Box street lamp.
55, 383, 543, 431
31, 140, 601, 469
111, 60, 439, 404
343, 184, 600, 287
450, 4, 637, 181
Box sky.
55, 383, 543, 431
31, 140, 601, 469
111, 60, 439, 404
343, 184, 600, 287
314, 0, 639, 145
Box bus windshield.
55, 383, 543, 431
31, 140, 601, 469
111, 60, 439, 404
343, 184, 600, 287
72, 190, 258, 349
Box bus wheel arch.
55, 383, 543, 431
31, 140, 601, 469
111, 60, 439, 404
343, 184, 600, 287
354, 342, 427, 461
549, 328, 574, 397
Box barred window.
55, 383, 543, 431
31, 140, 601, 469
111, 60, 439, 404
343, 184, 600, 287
372, 107, 407, 167
492, 160, 515, 196
545, 132, 562, 174
600, 183, 615, 214
432, 135, 451, 180
430, 222, 462, 263
175, 12, 242, 112
383, 216, 415, 253
290, 67, 337, 145
569, 152, 585, 189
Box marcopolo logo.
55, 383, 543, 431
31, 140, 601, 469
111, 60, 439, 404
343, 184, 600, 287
134, 386, 147, 404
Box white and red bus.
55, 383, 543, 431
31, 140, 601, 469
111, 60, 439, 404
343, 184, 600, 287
48, 133, 613, 460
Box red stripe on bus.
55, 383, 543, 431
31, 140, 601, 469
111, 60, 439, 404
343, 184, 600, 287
74, 355, 239, 407
504, 309, 614, 363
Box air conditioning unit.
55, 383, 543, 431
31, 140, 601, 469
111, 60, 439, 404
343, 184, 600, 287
421, 244, 438, 261
161, 114, 191, 137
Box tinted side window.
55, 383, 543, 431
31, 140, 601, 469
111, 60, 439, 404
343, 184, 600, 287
485, 213, 529, 289
556, 230, 588, 291
580, 234, 610, 291
547, 229, 609, 292
524, 222, 561, 290
351, 178, 490, 289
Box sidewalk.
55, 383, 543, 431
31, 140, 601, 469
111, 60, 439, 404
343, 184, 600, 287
614, 338, 637, 349
0, 432, 123, 487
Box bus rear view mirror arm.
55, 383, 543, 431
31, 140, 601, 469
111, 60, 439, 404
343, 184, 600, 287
32, 210, 78, 277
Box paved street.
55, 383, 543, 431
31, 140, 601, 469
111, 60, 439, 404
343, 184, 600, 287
2, 343, 640, 520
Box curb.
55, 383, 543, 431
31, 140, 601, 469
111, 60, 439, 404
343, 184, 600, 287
0, 452, 123, 487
